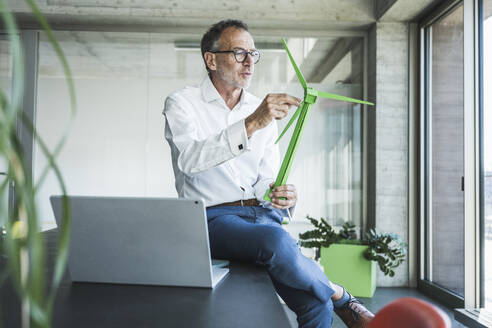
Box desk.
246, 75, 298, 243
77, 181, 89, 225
1, 229, 291, 328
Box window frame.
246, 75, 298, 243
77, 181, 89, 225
417, 0, 483, 309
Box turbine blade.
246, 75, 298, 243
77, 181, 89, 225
316, 91, 374, 106
282, 38, 307, 91
275, 102, 304, 144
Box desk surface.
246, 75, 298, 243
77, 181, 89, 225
1, 229, 291, 328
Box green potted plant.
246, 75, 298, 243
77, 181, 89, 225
298, 216, 406, 297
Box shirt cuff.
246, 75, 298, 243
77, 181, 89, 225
227, 119, 250, 156
254, 178, 275, 203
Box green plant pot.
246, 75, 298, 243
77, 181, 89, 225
319, 244, 376, 298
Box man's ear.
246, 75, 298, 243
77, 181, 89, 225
204, 52, 217, 71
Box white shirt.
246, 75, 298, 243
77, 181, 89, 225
162, 75, 280, 208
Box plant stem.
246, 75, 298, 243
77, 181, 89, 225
18, 204, 30, 328
21, 247, 29, 328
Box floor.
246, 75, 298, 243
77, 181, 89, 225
281, 287, 467, 328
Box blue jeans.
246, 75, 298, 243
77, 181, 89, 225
206, 206, 335, 328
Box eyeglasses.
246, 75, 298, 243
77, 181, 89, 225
210, 48, 261, 64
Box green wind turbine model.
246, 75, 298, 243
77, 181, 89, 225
264, 38, 375, 202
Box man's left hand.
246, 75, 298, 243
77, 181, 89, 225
269, 183, 297, 209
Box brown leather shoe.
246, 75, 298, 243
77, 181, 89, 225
334, 292, 374, 328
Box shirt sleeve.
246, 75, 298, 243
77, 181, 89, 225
163, 94, 249, 175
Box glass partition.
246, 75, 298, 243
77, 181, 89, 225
34, 31, 365, 235
0, 36, 13, 233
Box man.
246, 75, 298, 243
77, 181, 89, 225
163, 19, 374, 328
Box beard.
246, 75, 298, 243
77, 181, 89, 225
216, 66, 252, 89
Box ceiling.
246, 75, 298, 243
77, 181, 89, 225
9, 0, 440, 33
1, 0, 442, 84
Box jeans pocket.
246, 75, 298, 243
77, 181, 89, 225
255, 207, 283, 225
271, 208, 286, 224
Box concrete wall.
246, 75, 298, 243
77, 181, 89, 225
368, 22, 409, 287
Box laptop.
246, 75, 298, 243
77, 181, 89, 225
50, 196, 229, 288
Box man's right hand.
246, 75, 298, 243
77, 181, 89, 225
245, 93, 302, 137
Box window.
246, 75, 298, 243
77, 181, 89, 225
482, 0, 492, 309
420, 0, 490, 310
420, 2, 466, 306
429, 4, 465, 297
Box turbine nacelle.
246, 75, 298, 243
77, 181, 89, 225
305, 87, 318, 104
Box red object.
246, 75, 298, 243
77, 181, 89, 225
368, 297, 452, 328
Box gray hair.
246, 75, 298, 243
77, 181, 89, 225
200, 19, 249, 72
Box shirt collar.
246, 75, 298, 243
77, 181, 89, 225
200, 75, 252, 106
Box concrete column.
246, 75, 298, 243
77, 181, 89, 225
367, 22, 409, 287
